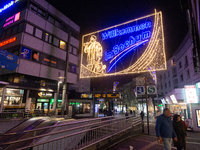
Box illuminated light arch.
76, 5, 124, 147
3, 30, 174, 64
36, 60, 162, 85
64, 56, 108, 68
80, 10, 166, 78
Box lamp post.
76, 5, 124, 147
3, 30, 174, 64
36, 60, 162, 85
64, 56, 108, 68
144, 76, 150, 135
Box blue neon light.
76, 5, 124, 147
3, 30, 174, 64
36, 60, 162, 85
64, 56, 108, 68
107, 39, 148, 72
105, 31, 151, 61
102, 21, 151, 40
0, 0, 19, 13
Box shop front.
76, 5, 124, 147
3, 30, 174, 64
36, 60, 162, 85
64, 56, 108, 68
0, 87, 25, 110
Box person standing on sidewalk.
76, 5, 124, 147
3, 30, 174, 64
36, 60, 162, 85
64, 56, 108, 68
173, 115, 187, 150
140, 111, 144, 121
155, 108, 177, 150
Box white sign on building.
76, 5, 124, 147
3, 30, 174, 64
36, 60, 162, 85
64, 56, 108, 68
185, 85, 198, 103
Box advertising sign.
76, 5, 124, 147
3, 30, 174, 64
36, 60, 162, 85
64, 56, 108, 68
3, 12, 20, 28
21, 46, 31, 60
170, 94, 178, 104
185, 85, 198, 103
136, 86, 145, 95
0, 48, 19, 70
0, 37, 16, 47
80, 10, 166, 78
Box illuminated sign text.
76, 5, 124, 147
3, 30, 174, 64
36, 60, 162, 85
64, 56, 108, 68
0, 0, 19, 13
0, 37, 16, 47
3, 12, 20, 28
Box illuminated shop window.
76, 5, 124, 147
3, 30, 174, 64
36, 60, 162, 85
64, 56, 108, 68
60, 40, 66, 50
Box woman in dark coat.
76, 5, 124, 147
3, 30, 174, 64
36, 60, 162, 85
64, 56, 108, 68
173, 115, 187, 150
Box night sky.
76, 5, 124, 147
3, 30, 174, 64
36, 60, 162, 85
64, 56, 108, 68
1, 0, 189, 90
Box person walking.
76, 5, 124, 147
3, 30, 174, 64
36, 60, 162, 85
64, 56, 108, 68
155, 108, 177, 150
173, 115, 187, 150
140, 111, 144, 121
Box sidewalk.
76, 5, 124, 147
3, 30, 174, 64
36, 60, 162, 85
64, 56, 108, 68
109, 117, 200, 150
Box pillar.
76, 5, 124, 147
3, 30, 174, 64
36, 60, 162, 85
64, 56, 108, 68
0, 86, 6, 113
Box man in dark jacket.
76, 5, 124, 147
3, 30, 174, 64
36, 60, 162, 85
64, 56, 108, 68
155, 108, 177, 150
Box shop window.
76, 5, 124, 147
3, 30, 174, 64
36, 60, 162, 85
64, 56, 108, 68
53, 37, 59, 47
41, 54, 51, 65
60, 40, 66, 50
50, 57, 57, 67
35, 28, 43, 39
25, 23, 34, 35
47, 15, 55, 24
73, 47, 78, 55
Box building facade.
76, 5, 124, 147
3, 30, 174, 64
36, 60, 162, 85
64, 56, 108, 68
0, 0, 90, 114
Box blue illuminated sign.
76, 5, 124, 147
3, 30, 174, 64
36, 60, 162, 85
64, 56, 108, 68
0, 0, 19, 13
81, 11, 166, 78
21, 46, 31, 60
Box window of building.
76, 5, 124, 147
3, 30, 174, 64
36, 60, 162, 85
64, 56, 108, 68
32, 51, 40, 62
30, 3, 37, 13
168, 71, 170, 77
7, 46, 20, 56
50, 57, 57, 68
60, 40, 66, 50
165, 83, 167, 88
73, 47, 78, 55
12, 26, 18, 35
164, 73, 166, 79
41, 54, 51, 65
35, 28, 43, 39
69, 45, 73, 53
45, 33, 49, 42
161, 84, 163, 90
47, 15, 55, 24
57, 59, 66, 70
53, 37, 59, 47
55, 20, 61, 29
187, 70, 190, 78
179, 61, 182, 69
49, 35, 52, 44
18, 23, 24, 33
169, 81, 171, 87
25, 23, 34, 35
5, 28, 12, 38
37, 8, 46, 18
180, 74, 183, 82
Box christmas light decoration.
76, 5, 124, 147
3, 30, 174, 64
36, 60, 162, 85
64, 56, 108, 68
80, 10, 166, 78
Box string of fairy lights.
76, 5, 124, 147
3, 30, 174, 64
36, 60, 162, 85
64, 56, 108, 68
80, 10, 166, 78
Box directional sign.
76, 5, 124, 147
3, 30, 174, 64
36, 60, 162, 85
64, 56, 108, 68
0, 49, 19, 70
136, 86, 145, 95
147, 85, 157, 94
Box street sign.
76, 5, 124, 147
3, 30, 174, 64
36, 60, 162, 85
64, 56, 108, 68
0, 49, 19, 70
136, 86, 145, 95
136, 77, 145, 85
147, 85, 157, 94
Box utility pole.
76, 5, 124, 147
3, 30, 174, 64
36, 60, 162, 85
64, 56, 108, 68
144, 77, 150, 135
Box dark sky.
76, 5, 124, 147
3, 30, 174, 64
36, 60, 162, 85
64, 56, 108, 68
46, 0, 188, 60
45, 0, 189, 90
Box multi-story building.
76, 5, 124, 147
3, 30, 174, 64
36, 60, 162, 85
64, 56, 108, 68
157, 32, 200, 131
0, 0, 90, 114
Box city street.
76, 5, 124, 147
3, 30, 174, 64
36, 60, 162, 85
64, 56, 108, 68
109, 117, 200, 150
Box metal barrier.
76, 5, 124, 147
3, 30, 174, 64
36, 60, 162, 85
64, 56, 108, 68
0, 112, 24, 119
0, 115, 142, 150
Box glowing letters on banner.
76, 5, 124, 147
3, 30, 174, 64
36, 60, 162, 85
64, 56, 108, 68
101, 21, 152, 40
0, 0, 19, 13
0, 37, 16, 47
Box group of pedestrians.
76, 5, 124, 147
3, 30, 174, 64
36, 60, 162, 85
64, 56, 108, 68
155, 108, 187, 150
